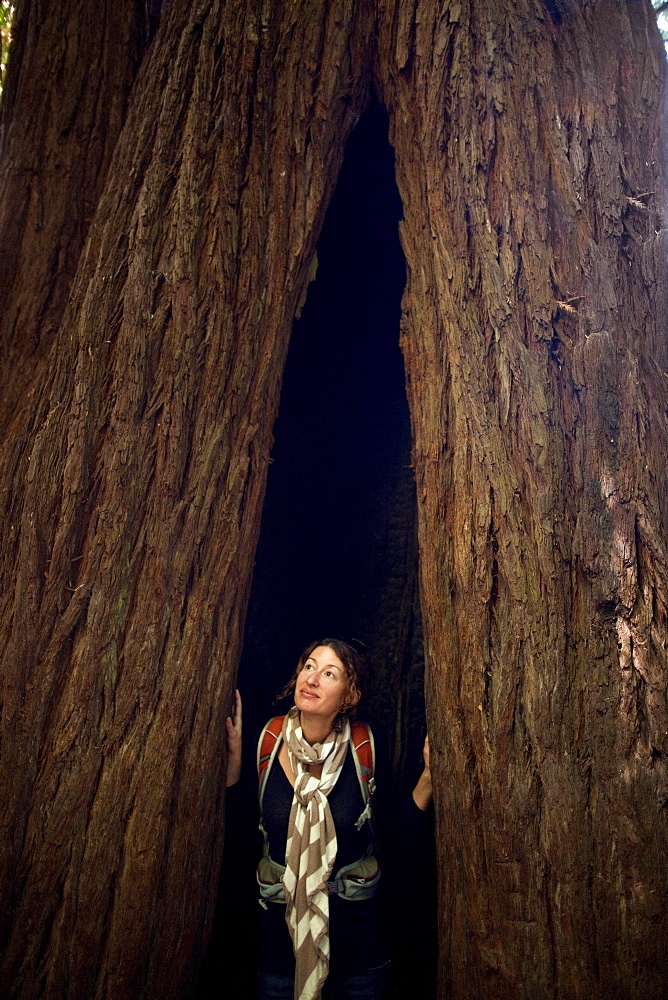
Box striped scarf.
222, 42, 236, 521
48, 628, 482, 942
282, 706, 350, 1000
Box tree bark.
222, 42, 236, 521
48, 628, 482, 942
0, 2, 372, 998
378, 1, 668, 997
0, 0, 154, 437
0, 2, 667, 999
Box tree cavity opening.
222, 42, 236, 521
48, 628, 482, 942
198, 104, 435, 1000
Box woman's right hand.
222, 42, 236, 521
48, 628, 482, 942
226, 689, 242, 787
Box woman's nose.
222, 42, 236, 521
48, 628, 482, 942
307, 671, 318, 686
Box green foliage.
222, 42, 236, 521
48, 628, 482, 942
0, 1, 13, 95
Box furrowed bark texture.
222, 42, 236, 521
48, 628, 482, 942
0, 1, 372, 997
1, 1, 667, 999
378, 1, 668, 997
0, 0, 154, 438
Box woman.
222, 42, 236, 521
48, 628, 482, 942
226, 638, 432, 1000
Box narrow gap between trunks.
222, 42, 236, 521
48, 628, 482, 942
198, 103, 435, 1000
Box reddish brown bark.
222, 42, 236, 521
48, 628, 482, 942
0, 2, 667, 999
378, 2, 668, 997
0, 0, 154, 437
0, 2, 372, 997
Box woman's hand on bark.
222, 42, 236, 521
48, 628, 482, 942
226, 689, 242, 787
412, 735, 433, 811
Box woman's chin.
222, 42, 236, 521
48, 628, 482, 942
295, 694, 320, 712
295, 696, 339, 724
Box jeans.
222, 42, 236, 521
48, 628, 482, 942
257, 962, 391, 1000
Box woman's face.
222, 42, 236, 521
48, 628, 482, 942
293, 645, 354, 721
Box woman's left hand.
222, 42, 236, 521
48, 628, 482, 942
226, 689, 242, 787
412, 735, 433, 811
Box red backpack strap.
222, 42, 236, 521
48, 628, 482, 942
257, 715, 285, 809
350, 719, 376, 804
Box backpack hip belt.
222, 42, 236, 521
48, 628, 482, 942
256, 845, 380, 905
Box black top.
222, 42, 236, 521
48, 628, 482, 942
258, 744, 388, 976
261, 743, 372, 868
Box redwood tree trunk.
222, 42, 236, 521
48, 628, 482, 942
378, 2, 668, 997
0, 2, 373, 997
1, 2, 667, 1000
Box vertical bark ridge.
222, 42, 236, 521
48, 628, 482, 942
0, 0, 155, 440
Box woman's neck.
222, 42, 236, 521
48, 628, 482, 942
299, 711, 337, 745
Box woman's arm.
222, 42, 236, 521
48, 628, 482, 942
225, 689, 243, 787
411, 735, 433, 811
